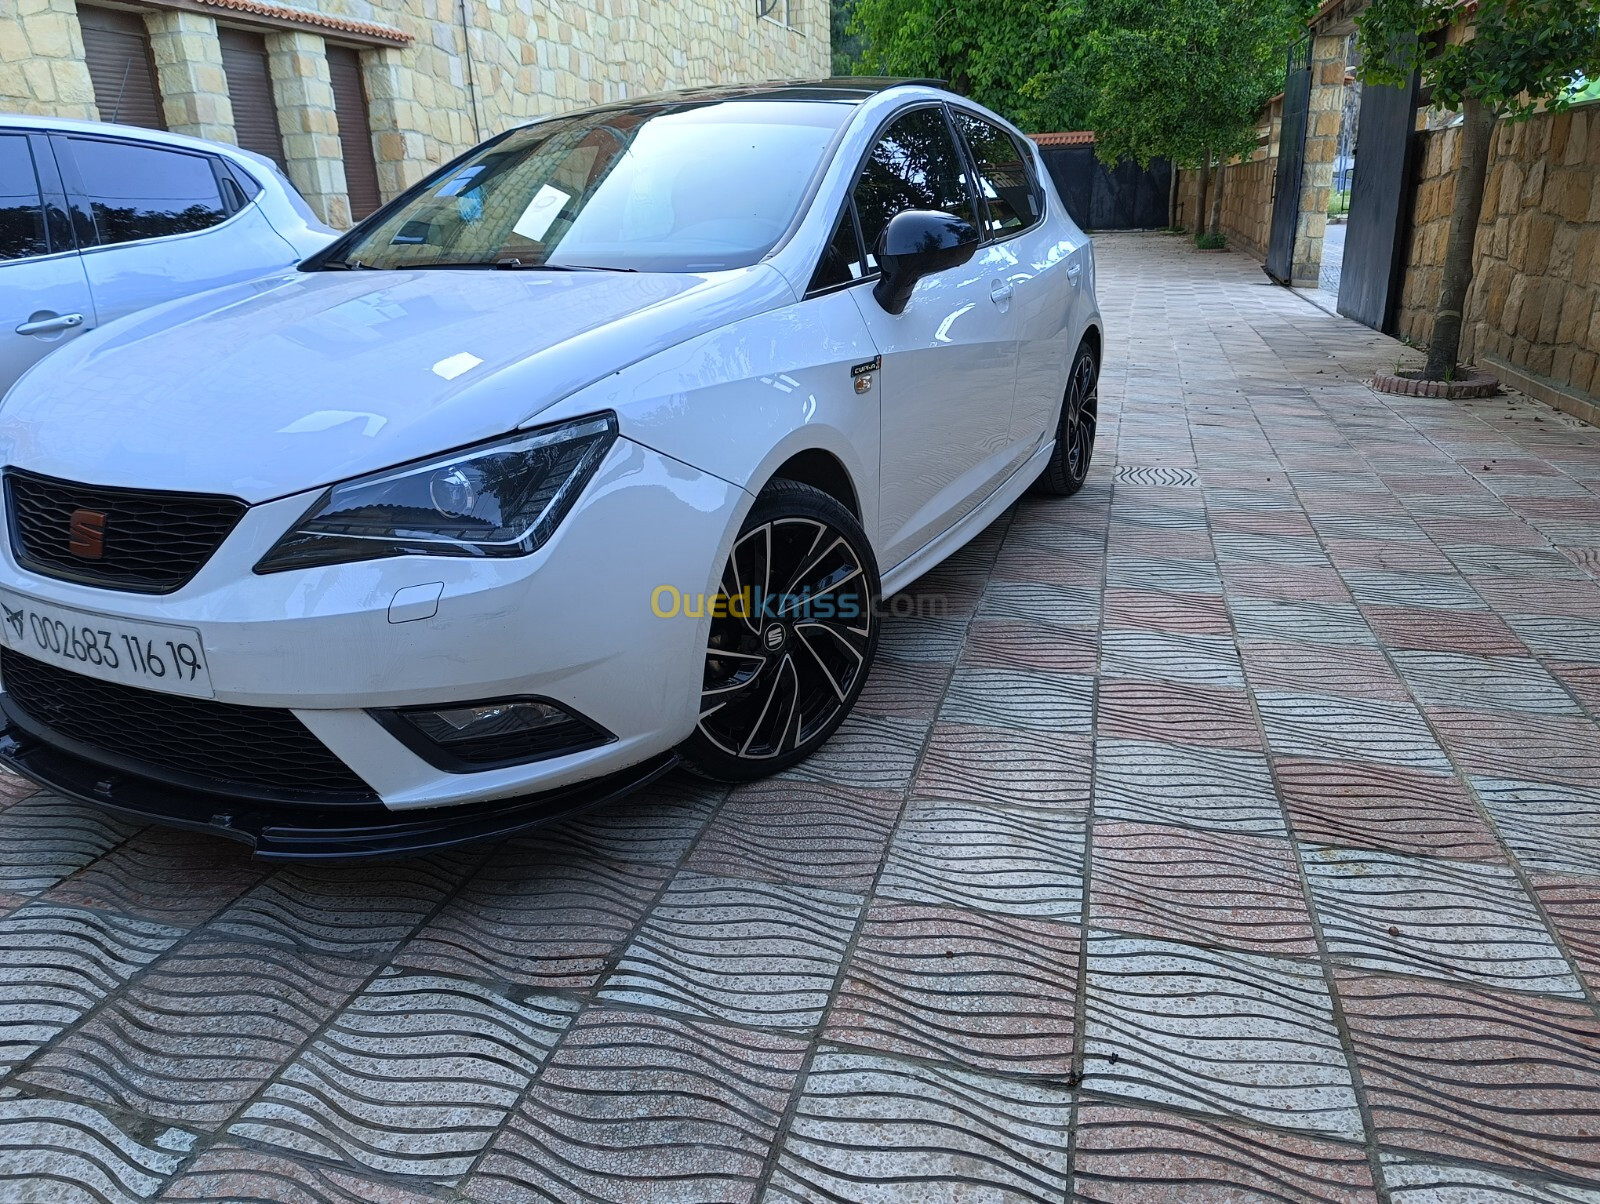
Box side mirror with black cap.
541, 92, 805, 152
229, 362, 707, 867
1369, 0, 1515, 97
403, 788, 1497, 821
871, 210, 980, 315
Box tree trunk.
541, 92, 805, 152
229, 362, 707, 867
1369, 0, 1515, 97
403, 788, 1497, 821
1194, 151, 1212, 237
1209, 159, 1226, 237
1425, 98, 1497, 380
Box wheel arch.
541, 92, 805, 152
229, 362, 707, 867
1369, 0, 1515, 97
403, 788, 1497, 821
764, 447, 861, 521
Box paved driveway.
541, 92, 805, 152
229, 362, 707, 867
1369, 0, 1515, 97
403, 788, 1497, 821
2, 232, 1600, 1202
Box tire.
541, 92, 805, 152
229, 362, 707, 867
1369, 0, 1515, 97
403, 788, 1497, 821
678, 479, 880, 782
1033, 338, 1099, 497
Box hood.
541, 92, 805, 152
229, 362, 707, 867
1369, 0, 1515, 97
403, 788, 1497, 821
0, 264, 793, 502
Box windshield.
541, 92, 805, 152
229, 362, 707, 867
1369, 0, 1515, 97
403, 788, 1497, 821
331, 100, 852, 273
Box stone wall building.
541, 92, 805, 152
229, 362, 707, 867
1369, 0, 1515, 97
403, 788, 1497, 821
1, 0, 829, 227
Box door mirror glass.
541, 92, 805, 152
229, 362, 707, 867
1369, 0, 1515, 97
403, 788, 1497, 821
872, 209, 978, 315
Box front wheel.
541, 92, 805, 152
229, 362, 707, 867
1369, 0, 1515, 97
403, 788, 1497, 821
678, 479, 880, 782
1033, 338, 1099, 496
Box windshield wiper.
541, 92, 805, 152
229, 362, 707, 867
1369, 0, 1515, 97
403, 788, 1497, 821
315, 258, 379, 270
492, 260, 638, 272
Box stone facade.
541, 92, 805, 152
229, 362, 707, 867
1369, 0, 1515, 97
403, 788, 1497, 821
1398, 107, 1600, 403
1174, 96, 1278, 263
2, 0, 829, 226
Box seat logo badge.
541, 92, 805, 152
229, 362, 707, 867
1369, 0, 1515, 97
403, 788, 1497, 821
851, 356, 880, 393
68, 509, 106, 559
2, 605, 21, 639
763, 624, 786, 652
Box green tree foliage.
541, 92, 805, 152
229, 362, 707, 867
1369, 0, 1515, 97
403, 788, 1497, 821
847, 0, 1095, 131
1357, 0, 1600, 379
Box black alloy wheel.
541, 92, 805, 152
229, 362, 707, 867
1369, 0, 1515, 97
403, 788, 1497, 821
1035, 338, 1099, 496
680, 479, 879, 781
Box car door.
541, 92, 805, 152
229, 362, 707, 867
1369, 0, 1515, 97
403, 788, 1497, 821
54, 133, 300, 327
951, 110, 1081, 455
0, 132, 96, 396
848, 105, 1021, 572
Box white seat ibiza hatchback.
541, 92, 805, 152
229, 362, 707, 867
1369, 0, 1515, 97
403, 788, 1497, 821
0, 79, 1101, 857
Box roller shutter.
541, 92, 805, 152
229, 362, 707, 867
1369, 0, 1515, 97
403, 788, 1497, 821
327, 46, 381, 219
219, 27, 285, 168
78, 6, 165, 130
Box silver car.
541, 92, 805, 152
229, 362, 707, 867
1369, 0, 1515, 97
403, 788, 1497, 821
0, 116, 334, 393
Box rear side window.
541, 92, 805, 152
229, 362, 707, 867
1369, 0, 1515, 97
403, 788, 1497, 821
66, 138, 228, 246
0, 136, 48, 261
954, 112, 1042, 236
852, 107, 977, 266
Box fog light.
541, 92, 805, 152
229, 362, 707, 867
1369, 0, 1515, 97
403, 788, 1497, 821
374, 697, 612, 772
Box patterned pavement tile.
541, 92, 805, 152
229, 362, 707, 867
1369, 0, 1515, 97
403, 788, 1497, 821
937, 666, 1094, 732
1097, 679, 1262, 749
991, 544, 1104, 587
0, 1096, 194, 1204
599, 873, 861, 1028
913, 723, 1091, 807
230, 972, 577, 1179
1427, 708, 1600, 786
823, 902, 1079, 1075
160, 1143, 446, 1202
1339, 970, 1600, 1181
1529, 875, 1600, 995
1222, 563, 1353, 601
977, 579, 1101, 629
0, 794, 139, 898
1254, 691, 1451, 771
1342, 570, 1488, 611
18, 936, 371, 1128
1228, 599, 1376, 645
1093, 738, 1286, 834
1549, 660, 1600, 713
210, 858, 467, 959
874, 614, 968, 663
1379, 1153, 1600, 1204
778, 713, 927, 791
543, 774, 721, 866
1473, 777, 1600, 877
1099, 629, 1245, 687
41, 827, 271, 927
1302, 846, 1581, 997
685, 779, 902, 894
853, 656, 949, 719
1389, 650, 1582, 714
1073, 1102, 1379, 1202
1105, 555, 1224, 596
470, 1009, 808, 1204
1475, 577, 1600, 618
765, 1049, 1073, 1203
1275, 758, 1503, 861
394, 847, 670, 990
1090, 822, 1317, 955
1322, 538, 1453, 573
1081, 932, 1362, 1138
1213, 532, 1331, 565
1240, 640, 1412, 700
1446, 545, 1593, 578
1364, 605, 1530, 654
1103, 588, 1232, 634
960, 620, 1101, 673
1503, 615, 1600, 661
0, 903, 183, 1073
877, 802, 1085, 919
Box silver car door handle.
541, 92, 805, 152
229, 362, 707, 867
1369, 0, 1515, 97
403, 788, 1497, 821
989, 282, 1013, 304
1066, 263, 1083, 284
15, 313, 84, 336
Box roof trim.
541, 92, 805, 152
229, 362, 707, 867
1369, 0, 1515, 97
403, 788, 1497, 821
136, 0, 411, 45
1032, 130, 1096, 146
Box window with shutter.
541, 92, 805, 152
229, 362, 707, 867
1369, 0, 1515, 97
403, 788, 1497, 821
327, 46, 382, 220
219, 28, 286, 169
78, 6, 165, 131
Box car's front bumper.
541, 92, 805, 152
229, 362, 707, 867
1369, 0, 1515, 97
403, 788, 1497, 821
0, 436, 747, 834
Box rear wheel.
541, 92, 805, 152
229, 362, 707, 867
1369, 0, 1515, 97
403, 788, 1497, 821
1034, 338, 1099, 496
679, 480, 879, 782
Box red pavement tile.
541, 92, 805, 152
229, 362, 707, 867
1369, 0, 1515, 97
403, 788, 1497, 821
823, 902, 1079, 1074
1426, 708, 1600, 786
1324, 539, 1454, 573
991, 545, 1105, 587
1528, 875, 1600, 996
1415, 516, 1548, 547
961, 620, 1100, 674
1089, 821, 1317, 955
1221, 564, 1353, 601
1097, 679, 1262, 749
1275, 758, 1503, 861
1240, 641, 1411, 701
1106, 528, 1217, 559
1364, 606, 1529, 655
1103, 589, 1233, 635
913, 722, 1091, 808
1337, 970, 1600, 1180
1548, 661, 1600, 713
1072, 1102, 1379, 1202
685, 779, 902, 894
42, 828, 270, 927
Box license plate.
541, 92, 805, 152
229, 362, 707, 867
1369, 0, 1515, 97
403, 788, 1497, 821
0, 589, 214, 698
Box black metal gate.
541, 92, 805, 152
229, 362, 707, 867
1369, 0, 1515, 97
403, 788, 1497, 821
1337, 70, 1420, 330
1036, 147, 1173, 230
1265, 36, 1312, 284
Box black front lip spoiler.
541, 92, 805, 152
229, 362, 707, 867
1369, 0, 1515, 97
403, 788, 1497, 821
0, 724, 678, 861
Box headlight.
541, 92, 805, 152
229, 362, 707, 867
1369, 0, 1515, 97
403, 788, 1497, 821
254, 413, 618, 573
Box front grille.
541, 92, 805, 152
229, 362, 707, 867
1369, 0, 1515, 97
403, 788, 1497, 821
0, 649, 374, 801
5, 469, 247, 594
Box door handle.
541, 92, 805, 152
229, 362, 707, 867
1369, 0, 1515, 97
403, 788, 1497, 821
15, 313, 84, 336
1066, 263, 1083, 285
989, 282, 1014, 305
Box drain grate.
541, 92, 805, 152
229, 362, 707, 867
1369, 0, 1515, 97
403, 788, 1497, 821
1114, 466, 1202, 486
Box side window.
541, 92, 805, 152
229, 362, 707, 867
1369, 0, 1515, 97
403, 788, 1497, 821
66, 138, 228, 247
808, 204, 866, 293
0, 136, 49, 261
852, 107, 976, 269
954, 112, 1042, 236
